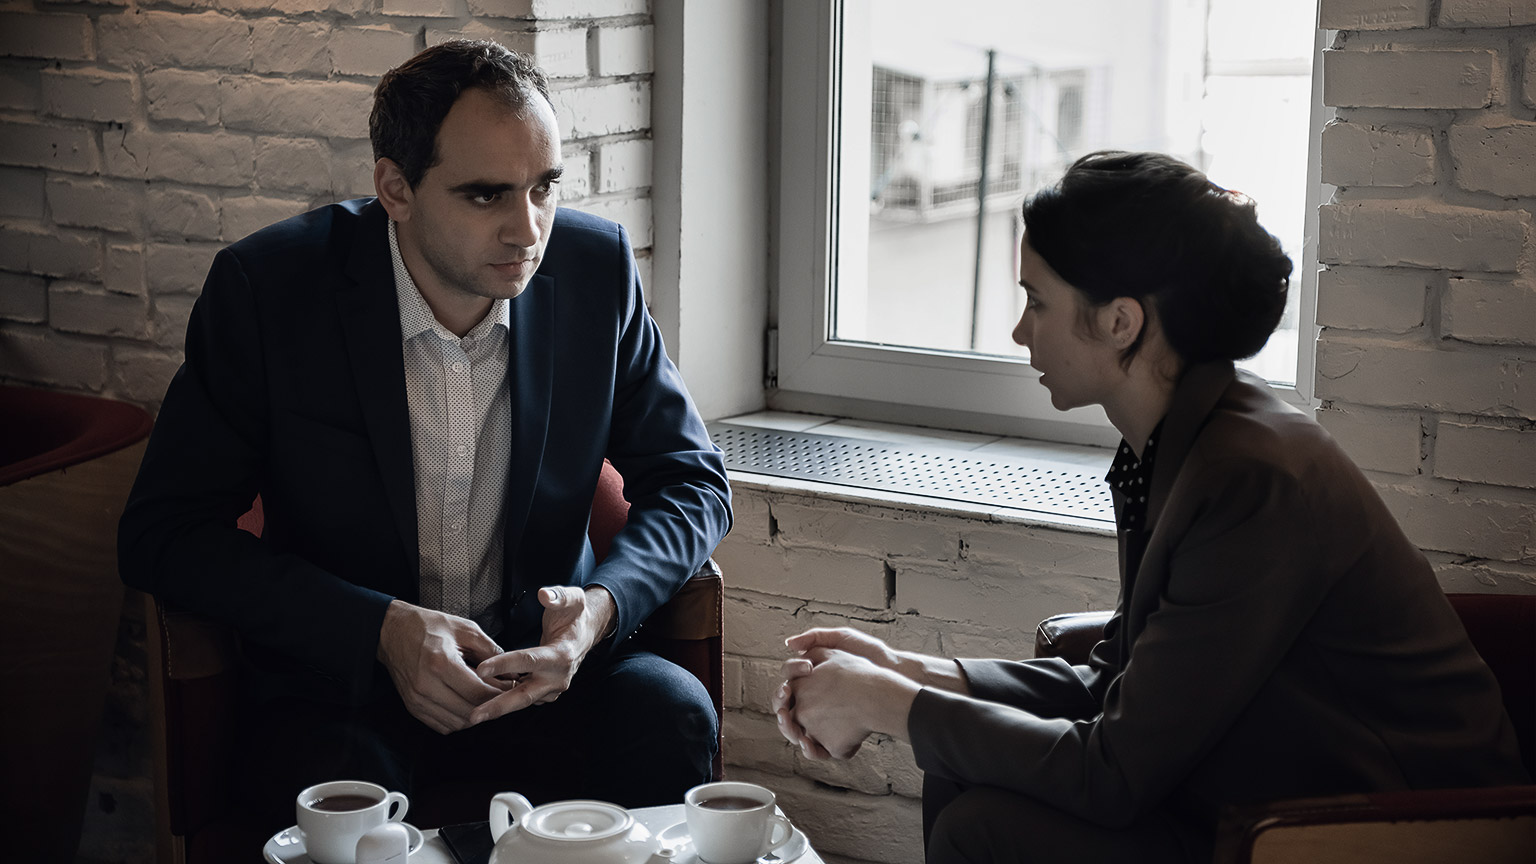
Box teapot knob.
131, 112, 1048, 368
489, 792, 535, 842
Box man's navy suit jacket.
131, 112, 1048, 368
119, 198, 733, 706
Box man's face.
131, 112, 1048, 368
388, 87, 563, 311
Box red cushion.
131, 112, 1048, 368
587, 460, 630, 563
0, 385, 153, 487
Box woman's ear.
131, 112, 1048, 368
1101, 297, 1146, 350
373, 158, 413, 222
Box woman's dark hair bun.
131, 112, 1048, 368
1022, 150, 1292, 364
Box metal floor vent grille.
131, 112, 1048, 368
711, 423, 1115, 526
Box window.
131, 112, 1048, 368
774, 0, 1328, 445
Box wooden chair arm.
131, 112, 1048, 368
1214, 785, 1536, 864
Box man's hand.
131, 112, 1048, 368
376, 600, 506, 735
775, 647, 921, 760
468, 585, 616, 725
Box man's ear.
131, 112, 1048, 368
373, 158, 413, 222
1101, 297, 1146, 351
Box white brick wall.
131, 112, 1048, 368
0, 4, 658, 859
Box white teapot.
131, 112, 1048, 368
487, 793, 662, 864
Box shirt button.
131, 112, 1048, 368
451, 362, 465, 373
449, 522, 463, 533
455, 445, 468, 456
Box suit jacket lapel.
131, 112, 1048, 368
502, 271, 555, 588
1144, 361, 1235, 531
337, 200, 420, 586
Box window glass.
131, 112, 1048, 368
843, 0, 1315, 384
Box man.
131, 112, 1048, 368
118, 40, 732, 827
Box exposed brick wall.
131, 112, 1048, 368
0, 4, 652, 862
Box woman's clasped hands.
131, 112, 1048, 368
773, 627, 960, 760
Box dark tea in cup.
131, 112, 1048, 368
695, 795, 765, 811
307, 793, 382, 813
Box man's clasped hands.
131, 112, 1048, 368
772, 628, 974, 760
376, 585, 617, 734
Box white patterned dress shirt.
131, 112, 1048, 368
389, 220, 513, 638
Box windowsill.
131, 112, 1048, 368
713, 410, 1118, 537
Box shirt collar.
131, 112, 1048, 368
388, 220, 509, 345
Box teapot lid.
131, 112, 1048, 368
522, 800, 634, 843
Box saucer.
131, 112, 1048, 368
263, 822, 424, 864
654, 819, 808, 863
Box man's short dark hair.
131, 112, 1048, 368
369, 39, 551, 188
1022, 150, 1293, 366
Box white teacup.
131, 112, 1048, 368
296, 780, 409, 864
684, 781, 794, 864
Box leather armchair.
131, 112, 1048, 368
1033, 595, 1536, 864
147, 460, 725, 863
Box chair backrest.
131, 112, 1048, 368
1446, 593, 1535, 777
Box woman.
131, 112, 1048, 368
773, 152, 1527, 863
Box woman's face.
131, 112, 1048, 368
1012, 234, 1126, 412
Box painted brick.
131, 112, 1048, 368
1315, 266, 1427, 333
723, 591, 818, 659
0, 272, 48, 324
1439, 0, 1536, 27
593, 24, 653, 77
330, 26, 417, 77
96, 11, 251, 70
104, 244, 147, 297
580, 195, 652, 248
146, 242, 223, 295
722, 655, 743, 709
0, 119, 99, 174
143, 69, 223, 126
0, 326, 110, 391
47, 178, 141, 233
1526, 44, 1536, 109
740, 656, 785, 714
49, 281, 149, 338
206, 0, 370, 13
1322, 49, 1496, 109
1315, 404, 1422, 474
1430, 555, 1536, 593
255, 137, 331, 194
1319, 0, 1431, 29
597, 138, 651, 194
1318, 121, 1435, 188
1318, 202, 1527, 273
1316, 335, 1530, 418
958, 524, 1119, 579
146, 189, 221, 241
770, 501, 955, 561
721, 712, 798, 775
0, 66, 38, 112
381, 0, 459, 17
516, 28, 589, 80
1435, 421, 1536, 489
151, 292, 197, 349
251, 20, 331, 76
222, 195, 309, 241
529, 0, 648, 18
714, 541, 888, 611
796, 734, 915, 798
40, 68, 135, 123
1443, 276, 1536, 346
1377, 481, 1534, 560
894, 560, 1109, 636
558, 147, 593, 201
744, 768, 925, 864
331, 140, 377, 199
1448, 119, 1536, 198
0, 13, 94, 61
0, 167, 45, 220
550, 80, 649, 139
220, 77, 375, 139
106, 128, 254, 187
0, 224, 100, 280
109, 346, 183, 404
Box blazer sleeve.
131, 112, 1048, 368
117, 248, 393, 701
956, 610, 1127, 721
907, 456, 1328, 829
583, 223, 733, 644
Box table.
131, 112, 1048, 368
412, 803, 825, 863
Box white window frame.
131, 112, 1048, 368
772, 0, 1331, 446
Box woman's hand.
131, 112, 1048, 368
775, 647, 921, 760
785, 627, 903, 671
